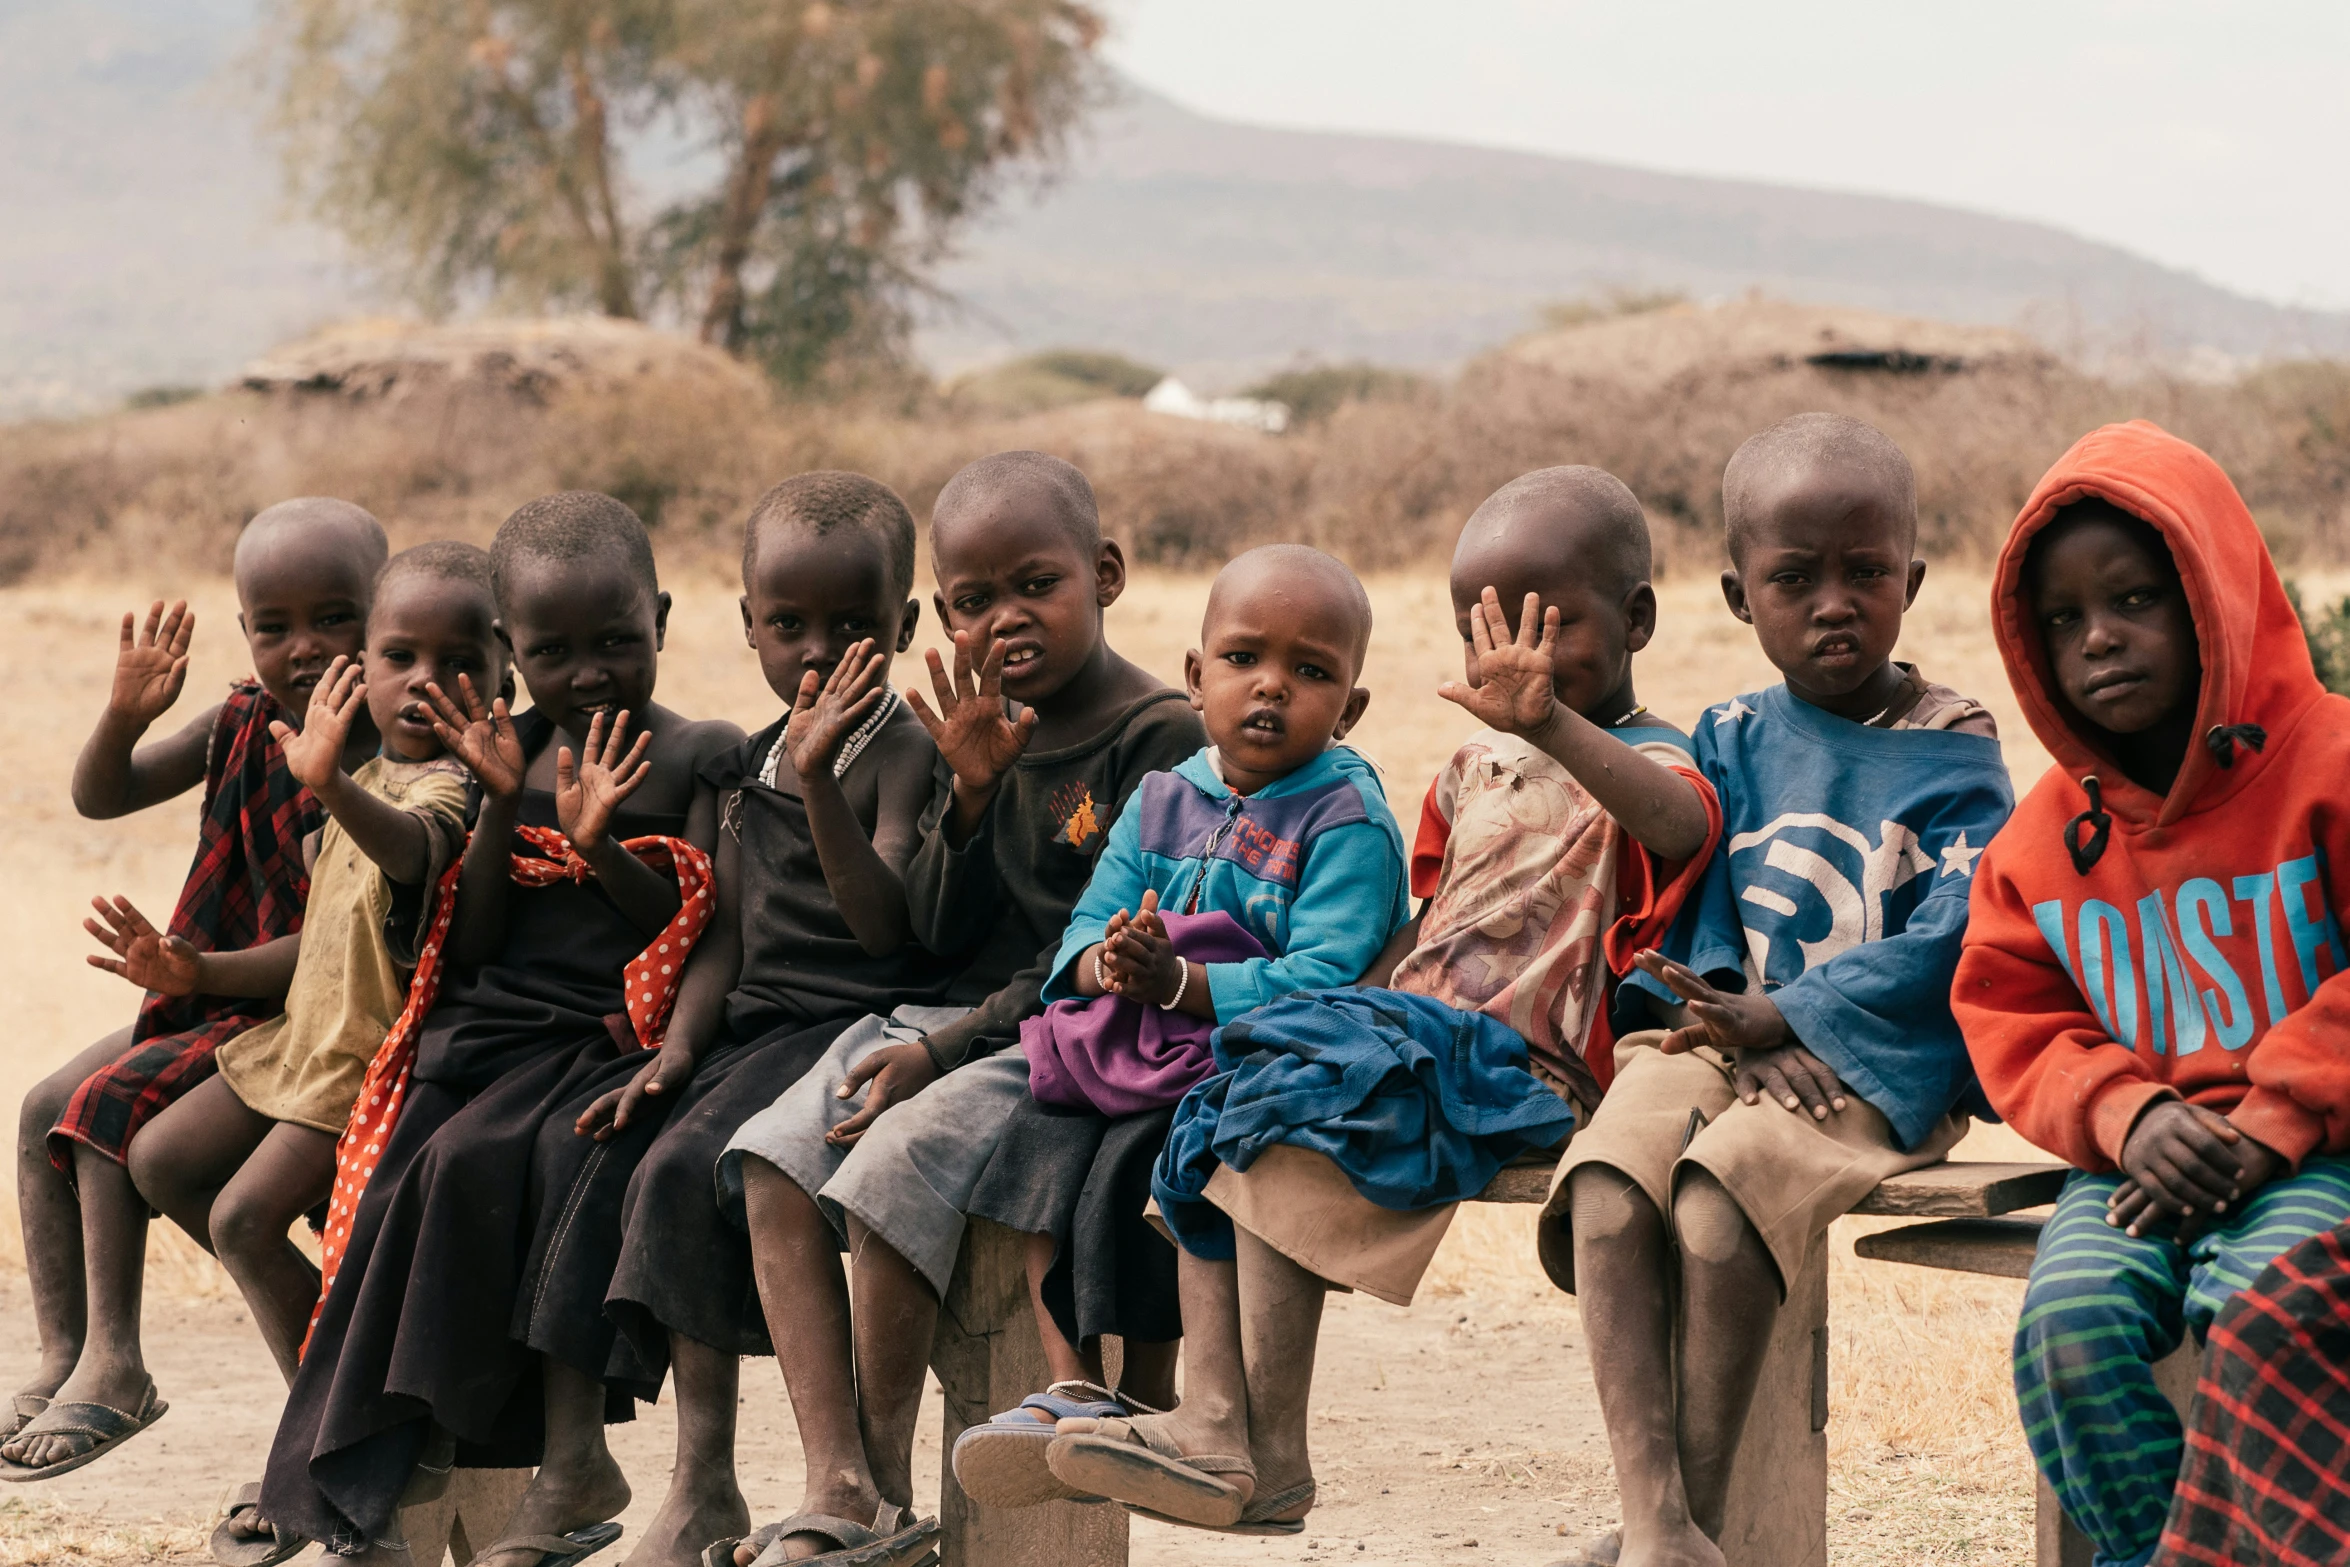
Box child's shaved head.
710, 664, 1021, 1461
1722, 412, 1917, 565
229, 497, 387, 713
1448, 466, 1656, 724
1719, 413, 1926, 714
1452, 466, 1651, 609
931, 450, 1101, 560
489, 491, 658, 611
1207, 544, 1375, 668
376, 538, 494, 602
232, 497, 388, 592
1191, 544, 1374, 790
744, 472, 918, 599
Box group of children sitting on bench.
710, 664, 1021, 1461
9, 410, 2346, 1567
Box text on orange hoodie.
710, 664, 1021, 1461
1955, 421, 2350, 1170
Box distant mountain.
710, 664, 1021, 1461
7, 5, 2346, 416
922, 85, 2350, 385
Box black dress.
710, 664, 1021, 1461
261, 746, 696, 1551
965, 1098, 1184, 1347
603, 714, 967, 1372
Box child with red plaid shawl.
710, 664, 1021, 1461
7, 498, 387, 1478
68, 545, 494, 1555
260, 493, 741, 1567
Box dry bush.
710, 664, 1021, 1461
5, 308, 2349, 591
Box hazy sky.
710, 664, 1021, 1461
1104, 1, 2350, 311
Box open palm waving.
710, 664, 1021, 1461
1437, 588, 1561, 737
905, 630, 1038, 796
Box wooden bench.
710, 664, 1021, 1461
1847, 1175, 2200, 1567
925, 1158, 2122, 1567
372, 1158, 2174, 1567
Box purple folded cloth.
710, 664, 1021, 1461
1023, 911, 1271, 1116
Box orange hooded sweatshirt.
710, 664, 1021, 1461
1955, 421, 2350, 1171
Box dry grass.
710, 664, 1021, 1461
9, 561, 2348, 1564
0, 1498, 210, 1566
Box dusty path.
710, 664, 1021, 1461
0, 1275, 1613, 1566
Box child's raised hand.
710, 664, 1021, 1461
785, 639, 890, 782
268, 656, 364, 792
906, 631, 1039, 798
555, 709, 652, 853
1436, 588, 1562, 738
426, 675, 526, 800
108, 600, 195, 727
84, 894, 202, 996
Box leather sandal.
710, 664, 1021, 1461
951, 1378, 1153, 1508
1044, 1416, 1253, 1529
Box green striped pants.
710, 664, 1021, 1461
2015, 1158, 2350, 1567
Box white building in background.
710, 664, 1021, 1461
1141, 376, 1290, 434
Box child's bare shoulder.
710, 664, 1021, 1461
660, 711, 749, 773
868, 705, 938, 767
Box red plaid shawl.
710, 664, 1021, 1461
50, 683, 318, 1173
304, 823, 712, 1351
2157, 1222, 2350, 1567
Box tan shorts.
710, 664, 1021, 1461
1201, 1144, 1459, 1306
1537, 1031, 1965, 1296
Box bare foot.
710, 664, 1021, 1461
221, 1504, 280, 1544
0, 1357, 151, 1470
734, 1480, 887, 1566
621, 1473, 749, 1567
4, 1363, 69, 1441
1618, 1520, 1725, 1567
9, 1360, 71, 1412
472, 1448, 631, 1567
1545, 1527, 1622, 1566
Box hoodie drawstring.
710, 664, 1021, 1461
2064, 775, 2112, 875
2207, 723, 2268, 768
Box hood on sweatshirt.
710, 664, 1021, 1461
1992, 419, 2326, 835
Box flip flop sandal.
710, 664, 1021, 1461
209, 1481, 308, 1567
472, 1520, 624, 1567
1044, 1416, 1253, 1529
1125, 1474, 1317, 1536
744, 1502, 940, 1567
951, 1379, 1141, 1508
1, 1394, 48, 1442
0, 1382, 168, 1482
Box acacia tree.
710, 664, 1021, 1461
258, 0, 1102, 384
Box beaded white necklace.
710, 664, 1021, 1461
756, 685, 902, 788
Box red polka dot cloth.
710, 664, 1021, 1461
303, 823, 714, 1352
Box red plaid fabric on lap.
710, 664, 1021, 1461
49, 682, 318, 1174
2156, 1222, 2350, 1567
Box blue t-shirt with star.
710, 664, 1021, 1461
1618, 683, 2015, 1148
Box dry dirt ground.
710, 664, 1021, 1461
7, 564, 2342, 1565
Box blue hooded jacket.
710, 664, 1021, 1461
1041, 745, 1411, 1020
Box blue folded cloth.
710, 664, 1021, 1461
1152, 987, 1577, 1259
